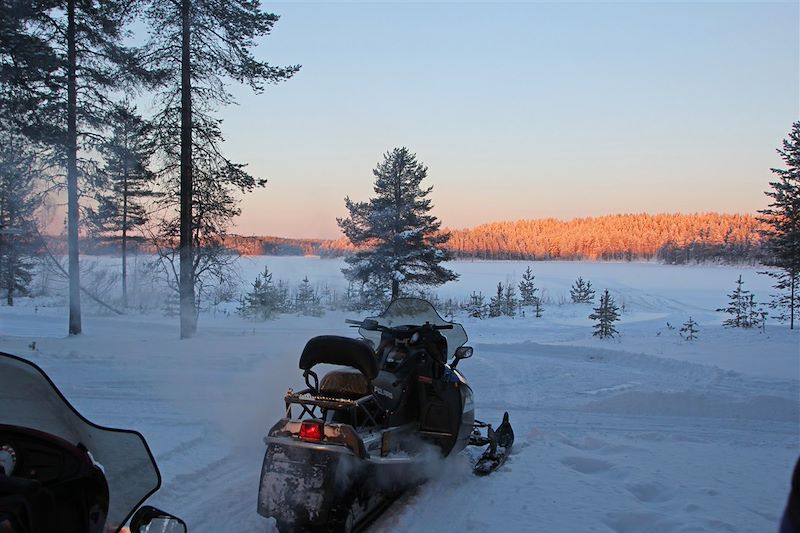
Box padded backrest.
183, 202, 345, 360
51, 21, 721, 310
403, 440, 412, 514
299, 335, 379, 380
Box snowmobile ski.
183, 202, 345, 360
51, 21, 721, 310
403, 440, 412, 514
473, 412, 514, 476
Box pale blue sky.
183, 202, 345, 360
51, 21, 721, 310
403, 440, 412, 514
214, 1, 799, 238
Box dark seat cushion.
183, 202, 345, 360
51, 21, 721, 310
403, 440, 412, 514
299, 335, 378, 379
319, 370, 371, 399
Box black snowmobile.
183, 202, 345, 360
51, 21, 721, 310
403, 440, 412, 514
0, 351, 186, 533
257, 298, 513, 532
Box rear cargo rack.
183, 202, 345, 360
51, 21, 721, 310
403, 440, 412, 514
285, 388, 379, 428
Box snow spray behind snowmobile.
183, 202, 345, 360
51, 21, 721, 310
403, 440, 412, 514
257, 298, 513, 532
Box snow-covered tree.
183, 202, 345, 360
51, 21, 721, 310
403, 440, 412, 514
0, 129, 43, 306
570, 276, 595, 303
465, 291, 487, 319
145, 0, 299, 338
87, 101, 157, 308
488, 282, 504, 318
532, 295, 544, 318
717, 275, 755, 328
680, 317, 699, 340
518, 266, 538, 306
239, 266, 284, 320
764, 270, 800, 327
745, 293, 767, 331
758, 121, 800, 329
503, 283, 517, 317
295, 276, 323, 317
337, 147, 458, 300
589, 289, 620, 338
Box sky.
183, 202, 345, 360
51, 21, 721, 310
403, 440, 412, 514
207, 1, 799, 239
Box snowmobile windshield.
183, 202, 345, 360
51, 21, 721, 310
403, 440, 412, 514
360, 298, 468, 360
0, 352, 160, 533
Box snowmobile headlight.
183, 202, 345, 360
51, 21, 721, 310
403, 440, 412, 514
299, 420, 324, 441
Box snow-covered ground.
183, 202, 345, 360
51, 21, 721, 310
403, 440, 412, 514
0, 258, 797, 532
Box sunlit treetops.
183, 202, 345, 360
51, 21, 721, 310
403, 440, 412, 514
57, 212, 764, 263
322, 212, 765, 262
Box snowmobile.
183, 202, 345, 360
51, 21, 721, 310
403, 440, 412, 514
257, 298, 514, 532
0, 351, 186, 533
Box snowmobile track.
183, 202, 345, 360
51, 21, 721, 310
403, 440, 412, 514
349, 490, 405, 533
355, 492, 404, 532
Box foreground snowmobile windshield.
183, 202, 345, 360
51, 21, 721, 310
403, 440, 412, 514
0, 353, 160, 532
361, 298, 468, 359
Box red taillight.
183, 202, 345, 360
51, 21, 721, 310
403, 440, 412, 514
299, 420, 323, 441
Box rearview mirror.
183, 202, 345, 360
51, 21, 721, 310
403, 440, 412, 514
455, 346, 473, 360
130, 506, 187, 533
361, 318, 379, 330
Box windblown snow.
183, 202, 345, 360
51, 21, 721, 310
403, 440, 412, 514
0, 258, 797, 532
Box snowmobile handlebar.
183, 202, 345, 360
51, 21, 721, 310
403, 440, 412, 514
345, 318, 453, 331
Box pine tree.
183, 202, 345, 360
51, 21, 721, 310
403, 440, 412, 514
0, 128, 43, 306
337, 148, 458, 301
518, 266, 538, 306
466, 291, 486, 319
758, 121, 800, 329
680, 317, 699, 340
589, 289, 620, 338
533, 295, 544, 318
295, 276, 323, 317
145, 0, 299, 338
87, 101, 157, 308
746, 294, 766, 331
9, 1, 154, 334
488, 282, 504, 318
503, 283, 517, 317
570, 276, 596, 303
717, 275, 752, 328
238, 266, 282, 320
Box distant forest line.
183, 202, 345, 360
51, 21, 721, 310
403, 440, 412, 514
53, 213, 766, 265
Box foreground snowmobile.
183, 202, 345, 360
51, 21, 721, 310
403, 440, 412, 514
0, 351, 186, 533
257, 298, 513, 532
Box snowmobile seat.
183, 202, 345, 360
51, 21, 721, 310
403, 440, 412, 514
319, 370, 371, 399
299, 335, 379, 380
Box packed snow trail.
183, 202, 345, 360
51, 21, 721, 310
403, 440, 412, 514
371, 341, 797, 533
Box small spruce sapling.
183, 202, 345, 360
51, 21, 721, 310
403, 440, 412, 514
488, 283, 504, 318
589, 289, 620, 339
466, 291, 487, 319
533, 294, 544, 318
518, 266, 538, 306
503, 283, 517, 317
239, 267, 282, 320
717, 275, 760, 328
295, 276, 323, 317
570, 277, 595, 303
680, 317, 699, 340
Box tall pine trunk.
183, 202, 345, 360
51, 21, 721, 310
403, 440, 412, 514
179, 0, 196, 338
5, 136, 16, 307
122, 159, 128, 308
66, 0, 82, 335
789, 270, 797, 329
391, 162, 400, 301
5, 271, 11, 306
